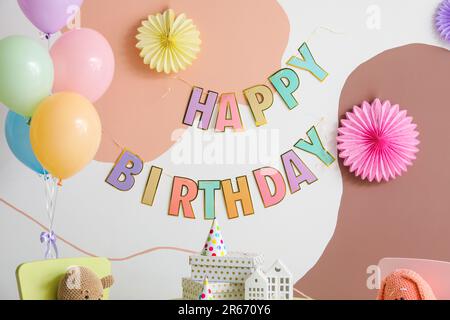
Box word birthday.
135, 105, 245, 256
105, 126, 335, 220
182, 42, 328, 131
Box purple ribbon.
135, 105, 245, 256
40, 231, 58, 259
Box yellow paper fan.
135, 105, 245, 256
136, 9, 201, 74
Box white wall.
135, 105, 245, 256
0, 0, 444, 299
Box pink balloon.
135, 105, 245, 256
50, 28, 115, 102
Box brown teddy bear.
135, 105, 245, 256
57, 266, 114, 300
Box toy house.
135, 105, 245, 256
266, 260, 293, 300
244, 268, 269, 300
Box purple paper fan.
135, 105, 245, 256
436, 0, 450, 42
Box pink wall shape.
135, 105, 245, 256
297, 44, 450, 300
79, 0, 290, 162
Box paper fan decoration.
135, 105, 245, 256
198, 277, 213, 300
136, 9, 201, 74
436, 0, 450, 42
337, 99, 419, 182
201, 218, 227, 257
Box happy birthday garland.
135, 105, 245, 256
105, 42, 336, 220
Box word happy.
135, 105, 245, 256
183, 42, 328, 131
105, 126, 335, 220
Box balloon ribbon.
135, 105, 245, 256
40, 174, 59, 259
40, 231, 58, 259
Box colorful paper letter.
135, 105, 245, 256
281, 150, 317, 193
106, 150, 143, 191
294, 126, 335, 166
198, 180, 221, 220
141, 166, 163, 206
286, 43, 328, 81
221, 176, 255, 219
269, 68, 300, 110
243, 85, 274, 126
183, 86, 218, 130
168, 177, 198, 219
253, 167, 286, 208
215, 93, 244, 132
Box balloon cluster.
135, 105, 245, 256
0, 1, 115, 182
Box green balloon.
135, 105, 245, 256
0, 36, 54, 117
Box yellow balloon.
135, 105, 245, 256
30, 92, 102, 180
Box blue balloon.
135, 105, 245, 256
5, 111, 46, 174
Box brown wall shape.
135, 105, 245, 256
296, 43, 450, 300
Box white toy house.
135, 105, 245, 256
244, 259, 293, 300
266, 260, 293, 300
244, 268, 268, 300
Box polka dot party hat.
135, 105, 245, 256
201, 218, 227, 257
198, 277, 213, 300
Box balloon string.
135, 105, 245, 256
41, 174, 59, 259
101, 127, 124, 150
305, 26, 345, 43
42, 175, 58, 237
35, 30, 59, 258
168, 75, 195, 88
39, 32, 52, 48
46, 34, 51, 50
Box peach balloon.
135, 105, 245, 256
50, 28, 115, 102
30, 92, 102, 180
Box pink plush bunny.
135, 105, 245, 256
377, 269, 436, 300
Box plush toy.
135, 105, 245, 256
377, 269, 436, 300
57, 266, 114, 300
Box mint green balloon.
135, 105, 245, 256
0, 36, 54, 117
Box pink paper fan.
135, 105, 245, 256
337, 99, 419, 182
